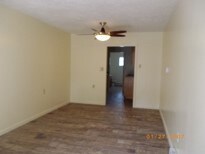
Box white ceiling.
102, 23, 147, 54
0, 0, 178, 33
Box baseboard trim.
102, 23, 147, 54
159, 110, 178, 154
133, 103, 159, 110
70, 101, 105, 106
0, 101, 69, 136
159, 110, 172, 147
133, 104, 159, 110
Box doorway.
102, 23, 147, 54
106, 46, 135, 108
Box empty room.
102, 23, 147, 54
0, 0, 204, 154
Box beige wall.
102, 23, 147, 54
160, 0, 205, 153
0, 5, 70, 135
71, 32, 163, 109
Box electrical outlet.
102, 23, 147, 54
43, 89, 46, 95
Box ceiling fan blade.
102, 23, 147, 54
110, 34, 125, 37
110, 30, 127, 34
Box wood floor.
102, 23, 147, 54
0, 104, 169, 154
106, 86, 133, 108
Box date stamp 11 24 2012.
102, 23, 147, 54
145, 133, 184, 140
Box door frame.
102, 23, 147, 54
106, 46, 136, 106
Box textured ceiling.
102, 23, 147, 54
0, 0, 178, 33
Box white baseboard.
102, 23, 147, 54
133, 102, 160, 110
70, 101, 105, 106
133, 104, 159, 110
159, 110, 178, 154
0, 102, 69, 136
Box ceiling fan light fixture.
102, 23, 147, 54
95, 32, 110, 41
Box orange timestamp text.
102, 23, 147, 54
145, 133, 184, 140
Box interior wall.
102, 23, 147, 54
70, 32, 163, 109
0, 5, 70, 135
109, 52, 124, 85
123, 47, 135, 77
160, 0, 205, 153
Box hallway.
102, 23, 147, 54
106, 86, 133, 108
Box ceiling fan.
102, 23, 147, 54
81, 22, 127, 41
